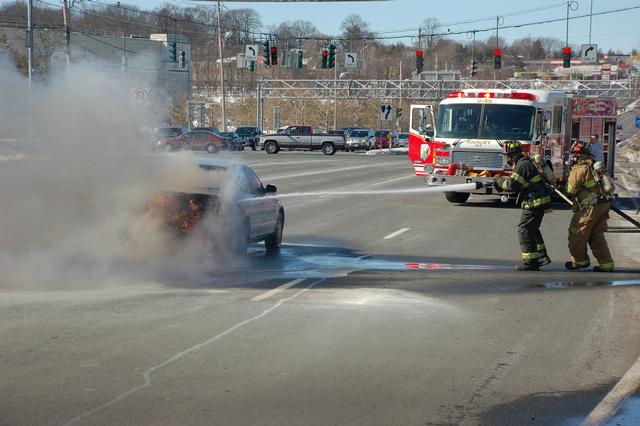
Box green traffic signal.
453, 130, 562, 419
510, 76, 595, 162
297, 49, 303, 69
170, 41, 177, 62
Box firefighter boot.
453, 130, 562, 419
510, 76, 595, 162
516, 262, 540, 271
538, 253, 551, 267
564, 260, 591, 270
593, 264, 614, 273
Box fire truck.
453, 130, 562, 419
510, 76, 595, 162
408, 89, 618, 203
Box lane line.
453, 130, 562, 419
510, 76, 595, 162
371, 175, 415, 186
64, 279, 324, 425
383, 227, 410, 240
251, 278, 306, 302
583, 354, 640, 426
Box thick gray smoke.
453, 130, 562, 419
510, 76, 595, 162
0, 57, 242, 289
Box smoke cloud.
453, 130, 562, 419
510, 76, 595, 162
0, 56, 243, 290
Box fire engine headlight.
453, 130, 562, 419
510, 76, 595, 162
424, 164, 434, 174
436, 157, 451, 166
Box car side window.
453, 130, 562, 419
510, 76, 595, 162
183, 133, 193, 141
287, 127, 297, 135
243, 167, 264, 195
300, 127, 311, 136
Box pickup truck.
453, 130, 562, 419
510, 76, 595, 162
258, 126, 345, 155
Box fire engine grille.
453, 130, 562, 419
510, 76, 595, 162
451, 151, 504, 169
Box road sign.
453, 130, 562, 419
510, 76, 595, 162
581, 44, 597, 63
245, 44, 259, 61
344, 52, 357, 68
379, 104, 394, 121
130, 88, 150, 105
635, 115, 640, 128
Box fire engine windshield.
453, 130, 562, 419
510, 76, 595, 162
437, 104, 482, 138
479, 105, 536, 140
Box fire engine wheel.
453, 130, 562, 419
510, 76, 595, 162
265, 211, 284, 253
445, 192, 470, 204
265, 141, 280, 154
322, 142, 336, 155
206, 144, 218, 154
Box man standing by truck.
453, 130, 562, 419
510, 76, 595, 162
494, 141, 553, 271
564, 141, 614, 272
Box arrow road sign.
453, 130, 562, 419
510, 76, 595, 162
581, 44, 597, 63
245, 44, 259, 61
345, 52, 357, 68
380, 104, 394, 121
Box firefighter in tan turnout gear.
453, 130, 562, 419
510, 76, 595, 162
564, 141, 615, 272
494, 141, 552, 271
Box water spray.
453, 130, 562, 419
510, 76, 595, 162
270, 181, 489, 199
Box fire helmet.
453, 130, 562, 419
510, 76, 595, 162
503, 140, 523, 156
570, 140, 592, 156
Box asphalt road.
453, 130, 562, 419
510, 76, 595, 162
2, 150, 640, 426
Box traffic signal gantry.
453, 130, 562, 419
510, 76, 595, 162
416, 49, 424, 74
494, 48, 502, 69
563, 47, 572, 68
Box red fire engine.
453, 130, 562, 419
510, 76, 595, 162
408, 89, 617, 203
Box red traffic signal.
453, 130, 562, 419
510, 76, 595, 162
562, 46, 571, 68
416, 49, 423, 57
321, 49, 328, 69
416, 50, 424, 73
270, 46, 278, 65
494, 48, 502, 57
494, 49, 502, 69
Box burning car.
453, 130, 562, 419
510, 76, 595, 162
148, 157, 284, 254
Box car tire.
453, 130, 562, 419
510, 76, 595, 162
444, 192, 471, 204
206, 144, 218, 154
265, 211, 284, 253
233, 220, 250, 255
163, 144, 175, 153
265, 141, 279, 154
322, 142, 336, 155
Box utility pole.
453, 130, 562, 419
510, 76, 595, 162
588, 0, 593, 44
27, 0, 34, 82
333, 49, 338, 130
62, 0, 71, 73
216, 0, 227, 131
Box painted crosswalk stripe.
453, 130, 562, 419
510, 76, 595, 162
383, 228, 410, 240
251, 278, 306, 302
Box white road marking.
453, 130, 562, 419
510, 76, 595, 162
383, 227, 410, 240
583, 353, 640, 426
251, 278, 306, 302
371, 175, 415, 186
64, 279, 324, 425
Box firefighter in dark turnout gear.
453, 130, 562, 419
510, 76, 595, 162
494, 141, 552, 271
564, 141, 614, 272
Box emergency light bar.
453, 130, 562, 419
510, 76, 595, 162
446, 91, 537, 101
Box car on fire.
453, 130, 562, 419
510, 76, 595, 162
148, 157, 284, 254
158, 130, 227, 154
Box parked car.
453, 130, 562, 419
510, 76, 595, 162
149, 157, 284, 253
344, 128, 375, 151
155, 127, 187, 139
192, 127, 220, 134
374, 130, 399, 149
397, 132, 409, 148
235, 126, 262, 151
258, 125, 346, 155
159, 130, 227, 154
219, 131, 243, 151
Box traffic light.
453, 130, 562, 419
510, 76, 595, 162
270, 46, 278, 65
248, 60, 255, 72
471, 60, 478, 77
297, 49, 303, 69
321, 49, 328, 69
170, 41, 177, 62
494, 48, 502, 69
563, 46, 571, 68
327, 43, 336, 68
178, 51, 185, 68
262, 40, 270, 66
416, 49, 424, 73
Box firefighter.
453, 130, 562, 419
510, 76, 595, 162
494, 140, 552, 271
564, 141, 614, 272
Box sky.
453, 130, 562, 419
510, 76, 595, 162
10, 0, 640, 52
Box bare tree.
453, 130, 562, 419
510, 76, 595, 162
419, 17, 441, 48
539, 37, 564, 58
223, 9, 261, 47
